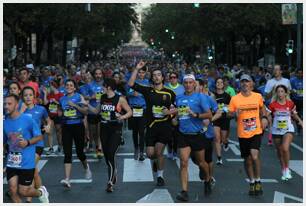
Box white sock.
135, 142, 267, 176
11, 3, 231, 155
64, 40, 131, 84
255, 178, 261, 182
250, 179, 255, 183
157, 170, 163, 177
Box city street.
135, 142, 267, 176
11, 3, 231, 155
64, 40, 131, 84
3, 121, 303, 203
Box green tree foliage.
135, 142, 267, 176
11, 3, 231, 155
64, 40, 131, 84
141, 3, 283, 64
4, 3, 138, 64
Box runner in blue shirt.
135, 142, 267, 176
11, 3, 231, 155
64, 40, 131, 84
4, 94, 49, 203
175, 74, 213, 201
21, 86, 52, 203
87, 68, 104, 158
290, 69, 303, 134
58, 79, 92, 188
127, 67, 149, 161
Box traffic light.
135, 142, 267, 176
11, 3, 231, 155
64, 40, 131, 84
286, 40, 294, 55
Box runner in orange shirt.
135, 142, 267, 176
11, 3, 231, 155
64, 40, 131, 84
227, 74, 269, 196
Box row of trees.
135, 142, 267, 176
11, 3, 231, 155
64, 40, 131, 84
141, 4, 295, 65
4, 3, 138, 66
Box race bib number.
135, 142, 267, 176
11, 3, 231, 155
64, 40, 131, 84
178, 106, 190, 120
7, 152, 22, 168
64, 108, 77, 118
96, 92, 103, 102
218, 103, 224, 110
133, 108, 143, 117
101, 111, 111, 121
49, 103, 58, 113
242, 117, 257, 132
277, 120, 288, 130
152, 106, 165, 118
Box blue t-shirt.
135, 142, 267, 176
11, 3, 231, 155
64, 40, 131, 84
79, 83, 91, 97
4, 113, 41, 169
24, 105, 48, 147
290, 77, 303, 100
176, 93, 210, 134
165, 83, 185, 97
59, 93, 84, 124
127, 79, 149, 108
88, 80, 104, 114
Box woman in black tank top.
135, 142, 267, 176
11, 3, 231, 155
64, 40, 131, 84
87, 78, 132, 193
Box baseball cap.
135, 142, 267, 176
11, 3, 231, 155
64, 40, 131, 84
183, 74, 196, 81
240, 74, 252, 81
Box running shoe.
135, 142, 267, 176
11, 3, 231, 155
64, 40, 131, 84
285, 169, 292, 180
38, 186, 49, 203
216, 158, 223, 165
156, 176, 165, 186
60, 179, 71, 188
106, 182, 114, 193
46, 147, 54, 155
210, 176, 216, 187
172, 152, 178, 160
85, 164, 92, 180
176, 190, 189, 202
248, 183, 256, 196
255, 181, 263, 195
204, 181, 212, 195
223, 143, 229, 152
139, 153, 145, 161
96, 150, 104, 159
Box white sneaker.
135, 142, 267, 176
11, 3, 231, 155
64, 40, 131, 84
223, 144, 229, 152
85, 164, 92, 180
285, 169, 292, 179
38, 186, 49, 203
216, 159, 223, 165
60, 178, 71, 188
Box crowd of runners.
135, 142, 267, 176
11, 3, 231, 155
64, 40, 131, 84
3, 59, 303, 202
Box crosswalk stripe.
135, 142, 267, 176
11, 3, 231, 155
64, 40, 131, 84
175, 158, 201, 182
136, 189, 174, 203
226, 158, 244, 162
245, 178, 278, 183
69, 179, 92, 183
289, 160, 303, 177
72, 159, 100, 163
123, 158, 154, 182
3, 160, 48, 185
290, 142, 303, 152
229, 144, 241, 156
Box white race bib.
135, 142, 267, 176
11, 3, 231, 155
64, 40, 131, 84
133, 108, 143, 117
7, 152, 22, 168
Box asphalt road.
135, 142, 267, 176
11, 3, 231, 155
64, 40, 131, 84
3, 121, 303, 203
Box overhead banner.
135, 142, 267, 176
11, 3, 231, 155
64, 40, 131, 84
282, 4, 297, 25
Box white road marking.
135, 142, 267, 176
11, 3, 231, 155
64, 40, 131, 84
290, 142, 303, 152
123, 158, 154, 182
229, 144, 241, 156
228, 139, 239, 146
273, 191, 303, 203
137, 189, 174, 203
226, 158, 244, 162
245, 178, 278, 183
176, 158, 201, 182
72, 159, 100, 163
289, 160, 303, 177
69, 179, 92, 183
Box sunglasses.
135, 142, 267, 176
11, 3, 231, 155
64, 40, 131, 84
170, 76, 177, 79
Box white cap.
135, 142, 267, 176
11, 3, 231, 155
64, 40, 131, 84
183, 74, 196, 81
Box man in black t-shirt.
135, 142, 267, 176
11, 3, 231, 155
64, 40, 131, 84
128, 60, 176, 187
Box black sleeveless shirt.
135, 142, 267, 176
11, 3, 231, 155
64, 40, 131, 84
100, 94, 121, 123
